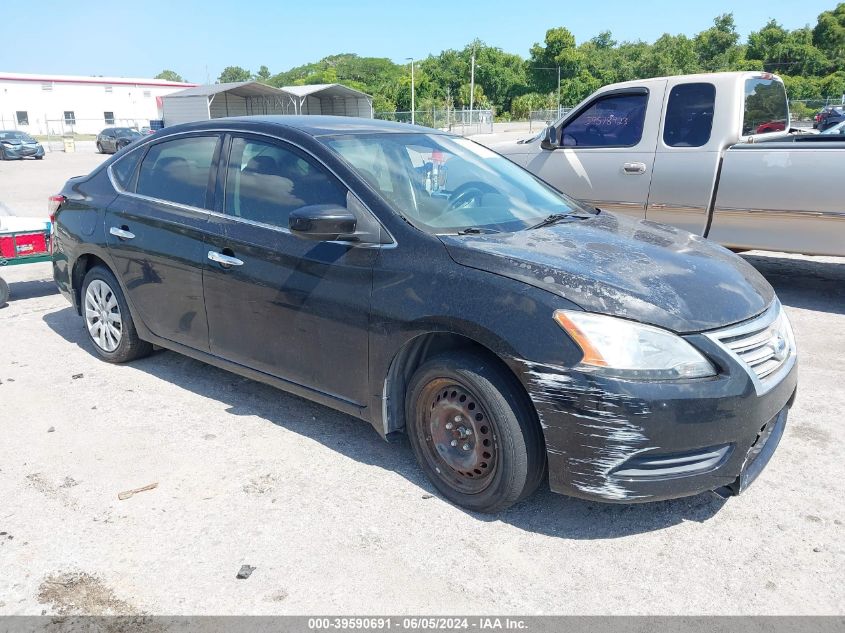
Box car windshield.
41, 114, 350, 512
325, 133, 590, 234
117, 128, 141, 137
0, 131, 35, 142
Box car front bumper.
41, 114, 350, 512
517, 335, 798, 503
2, 144, 45, 158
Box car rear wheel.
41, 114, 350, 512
406, 351, 545, 513
0, 276, 9, 306
81, 266, 152, 363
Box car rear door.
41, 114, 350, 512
202, 133, 377, 409
516, 84, 664, 217
105, 133, 221, 352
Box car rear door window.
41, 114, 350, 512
136, 136, 218, 209
561, 93, 648, 147
224, 136, 347, 229
663, 83, 716, 147
111, 147, 144, 190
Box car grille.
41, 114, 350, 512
705, 300, 796, 395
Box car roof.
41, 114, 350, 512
167, 115, 447, 138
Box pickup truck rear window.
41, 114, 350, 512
743, 78, 789, 136
663, 83, 715, 147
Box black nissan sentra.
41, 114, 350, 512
51, 116, 797, 512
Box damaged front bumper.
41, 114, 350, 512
518, 334, 798, 503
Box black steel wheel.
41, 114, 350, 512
406, 351, 545, 513
0, 276, 9, 306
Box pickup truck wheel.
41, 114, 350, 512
81, 266, 152, 363
406, 351, 545, 513
0, 276, 9, 306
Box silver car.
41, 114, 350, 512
0, 130, 45, 160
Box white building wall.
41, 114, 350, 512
0, 74, 194, 135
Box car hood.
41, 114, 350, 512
439, 212, 774, 334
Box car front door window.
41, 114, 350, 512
561, 93, 648, 148
225, 137, 347, 228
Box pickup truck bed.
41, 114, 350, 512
709, 140, 845, 256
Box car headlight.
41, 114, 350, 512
553, 310, 716, 380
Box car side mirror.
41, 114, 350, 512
540, 125, 558, 150
289, 204, 357, 241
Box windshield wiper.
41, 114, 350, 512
527, 211, 595, 230
456, 227, 501, 235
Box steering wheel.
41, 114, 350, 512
585, 124, 604, 141
444, 181, 498, 213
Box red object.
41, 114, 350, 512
0, 232, 49, 259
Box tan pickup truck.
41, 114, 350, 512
494, 71, 845, 257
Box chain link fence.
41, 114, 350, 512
40, 118, 151, 152
788, 98, 845, 127
527, 107, 573, 132
375, 109, 494, 135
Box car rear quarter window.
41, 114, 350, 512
224, 136, 347, 229
136, 136, 218, 209
663, 83, 715, 147
743, 78, 789, 135
111, 148, 144, 191
561, 93, 648, 147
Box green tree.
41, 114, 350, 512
155, 70, 185, 83
528, 27, 584, 92
695, 13, 742, 71
255, 65, 272, 82
217, 66, 252, 83
813, 3, 845, 70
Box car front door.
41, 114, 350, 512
518, 85, 664, 217
202, 133, 378, 409
105, 133, 221, 352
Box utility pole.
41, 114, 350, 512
406, 57, 415, 125
469, 51, 476, 115
557, 66, 561, 118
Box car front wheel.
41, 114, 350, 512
81, 266, 152, 363
406, 351, 545, 513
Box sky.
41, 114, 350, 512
1, 0, 837, 82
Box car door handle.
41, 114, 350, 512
109, 226, 135, 240
207, 250, 244, 267
623, 162, 647, 174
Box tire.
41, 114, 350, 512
35, 155, 43, 160
0, 276, 9, 306
405, 350, 545, 513
96, 142, 104, 154
81, 266, 152, 363
0, 148, 6, 160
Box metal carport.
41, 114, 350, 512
161, 82, 296, 126
280, 84, 373, 118
162, 82, 373, 126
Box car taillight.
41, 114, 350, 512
48, 194, 65, 255
48, 194, 65, 216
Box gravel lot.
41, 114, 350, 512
0, 153, 843, 616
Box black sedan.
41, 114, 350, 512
0, 130, 45, 160
50, 116, 797, 512
96, 127, 142, 154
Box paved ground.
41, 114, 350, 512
0, 149, 843, 617
0, 151, 107, 217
